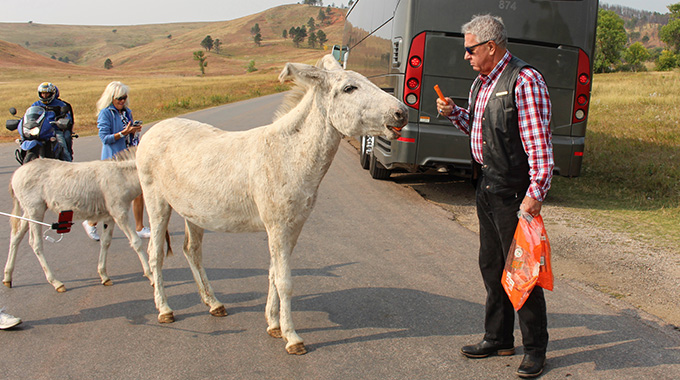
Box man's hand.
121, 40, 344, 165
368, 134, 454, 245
436, 97, 455, 117
520, 196, 542, 217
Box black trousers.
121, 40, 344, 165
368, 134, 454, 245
475, 176, 548, 356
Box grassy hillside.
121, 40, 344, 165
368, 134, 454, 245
0, 22, 209, 65
0, 4, 344, 141
0, 4, 344, 75
0, 39, 106, 78
100, 5, 345, 75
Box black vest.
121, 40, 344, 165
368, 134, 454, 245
470, 56, 534, 196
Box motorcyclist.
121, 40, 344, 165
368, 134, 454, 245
31, 82, 74, 161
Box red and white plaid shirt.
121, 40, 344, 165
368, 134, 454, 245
448, 51, 553, 201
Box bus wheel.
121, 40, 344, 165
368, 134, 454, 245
369, 152, 391, 180
359, 135, 373, 170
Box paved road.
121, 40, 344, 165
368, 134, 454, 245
1, 93, 678, 379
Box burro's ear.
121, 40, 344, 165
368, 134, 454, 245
315, 54, 342, 71
279, 62, 325, 87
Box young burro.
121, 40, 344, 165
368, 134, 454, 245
136, 54, 408, 354
4, 148, 156, 292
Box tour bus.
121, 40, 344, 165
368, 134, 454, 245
342, 0, 599, 179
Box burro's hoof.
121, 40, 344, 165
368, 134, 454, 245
56, 285, 67, 293
210, 305, 227, 317
158, 312, 175, 323
3, 281, 11, 288
267, 327, 282, 339
286, 342, 307, 355
102, 279, 113, 286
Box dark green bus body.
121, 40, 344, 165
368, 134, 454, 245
343, 0, 598, 178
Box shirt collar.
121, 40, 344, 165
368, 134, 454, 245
479, 51, 512, 85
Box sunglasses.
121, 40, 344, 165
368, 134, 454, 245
115, 95, 128, 101
464, 40, 491, 55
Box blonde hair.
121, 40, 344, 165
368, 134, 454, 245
95, 81, 130, 114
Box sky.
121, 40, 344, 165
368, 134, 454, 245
0, 0, 675, 26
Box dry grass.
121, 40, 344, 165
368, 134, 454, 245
549, 70, 680, 250
0, 70, 290, 142
0, 4, 343, 141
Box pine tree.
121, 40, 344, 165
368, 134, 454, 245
193, 51, 208, 75
316, 30, 328, 47
201, 35, 214, 51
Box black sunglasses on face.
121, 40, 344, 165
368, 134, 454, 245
115, 95, 128, 101
465, 40, 491, 55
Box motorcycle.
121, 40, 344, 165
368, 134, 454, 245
6, 105, 77, 165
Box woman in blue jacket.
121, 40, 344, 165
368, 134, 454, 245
82, 81, 149, 241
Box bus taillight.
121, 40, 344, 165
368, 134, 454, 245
573, 49, 592, 123
404, 32, 426, 109
577, 94, 588, 106
407, 78, 419, 90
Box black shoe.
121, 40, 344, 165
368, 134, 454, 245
516, 354, 546, 378
461, 340, 515, 358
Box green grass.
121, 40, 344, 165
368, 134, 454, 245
548, 70, 680, 251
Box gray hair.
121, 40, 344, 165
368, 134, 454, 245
462, 14, 507, 49
95, 81, 130, 114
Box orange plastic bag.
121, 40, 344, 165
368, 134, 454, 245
535, 215, 553, 291
501, 214, 553, 311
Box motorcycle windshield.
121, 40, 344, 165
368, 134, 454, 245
22, 106, 45, 130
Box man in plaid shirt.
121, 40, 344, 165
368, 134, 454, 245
437, 14, 553, 378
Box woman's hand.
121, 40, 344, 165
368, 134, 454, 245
121, 121, 142, 136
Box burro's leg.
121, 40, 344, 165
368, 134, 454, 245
265, 258, 281, 338
26, 213, 65, 292
111, 209, 153, 285
183, 220, 226, 317
145, 194, 174, 323
4, 217, 30, 288
97, 218, 114, 286
265, 223, 306, 355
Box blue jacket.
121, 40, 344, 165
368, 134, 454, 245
98, 104, 133, 160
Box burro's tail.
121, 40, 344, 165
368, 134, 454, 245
147, 230, 173, 258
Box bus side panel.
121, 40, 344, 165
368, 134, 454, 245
416, 126, 471, 167
412, 0, 597, 54
553, 135, 585, 177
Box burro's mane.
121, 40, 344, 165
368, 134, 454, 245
109, 146, 137, 163
273, 84, 307, 122
273, 56, 330, 122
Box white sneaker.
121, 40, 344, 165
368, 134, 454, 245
0, 308, 22, 330
136, 227, 151, 239
82, 221, 100, 241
